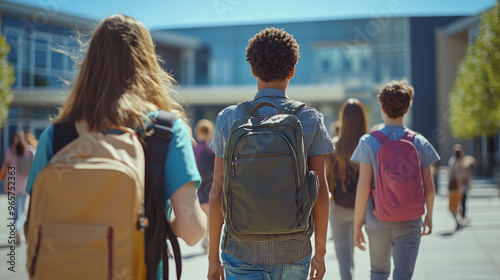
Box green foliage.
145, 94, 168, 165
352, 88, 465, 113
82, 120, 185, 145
0, 16, 15, 127
450, 4, 500, 139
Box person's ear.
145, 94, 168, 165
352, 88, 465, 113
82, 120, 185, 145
405, 101, 413, 114
251, 67, 258, 78
287, 66, 296, 79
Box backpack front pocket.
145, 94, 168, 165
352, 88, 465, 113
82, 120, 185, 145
229, 153, 298, 235
30, 224, 113, 280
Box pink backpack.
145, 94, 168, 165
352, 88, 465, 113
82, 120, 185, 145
370, 130, 425, 222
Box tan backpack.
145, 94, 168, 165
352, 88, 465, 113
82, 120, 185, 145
26, 123, 147, 280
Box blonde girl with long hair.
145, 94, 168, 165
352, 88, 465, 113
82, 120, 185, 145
325, 98, 367, 280
26, 14, 206, 279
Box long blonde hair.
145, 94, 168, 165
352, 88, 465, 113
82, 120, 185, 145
56, 14, 190, 133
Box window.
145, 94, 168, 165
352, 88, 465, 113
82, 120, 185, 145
5, 27, 77, 89
313, 44, 372, 84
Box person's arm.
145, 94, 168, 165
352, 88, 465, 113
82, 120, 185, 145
1, 163, 6, 193
353, 162, 372, 251
0, 163, 6, 181
324, 152, 335, 196
421, 166, 435, 235
207, 156, 225, 280
169, 181, 207, 245
308, 155, 328, 280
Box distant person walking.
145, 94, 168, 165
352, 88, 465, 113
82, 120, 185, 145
0, 131, 35, 244
325, 98, 367, 280
448, 144, 474, 228
194, 119, 216, 253
352, 80, 440, 280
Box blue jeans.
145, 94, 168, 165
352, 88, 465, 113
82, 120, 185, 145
366, 225, 421, 280
221, 251, 311, 280
331, 203, 355, 280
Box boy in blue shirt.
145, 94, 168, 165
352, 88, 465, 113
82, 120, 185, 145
352, 80, 440, 280
207, 27, 334, 280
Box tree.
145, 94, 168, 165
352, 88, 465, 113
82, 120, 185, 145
0, 16, 15, 127
450, 4, 500, 138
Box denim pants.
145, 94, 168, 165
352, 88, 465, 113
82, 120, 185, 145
15, 194, 27, 232
366, 225, 421, 280
331, 203, 355, 280
221, 251, 311, 280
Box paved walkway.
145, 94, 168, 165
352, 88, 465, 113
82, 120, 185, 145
1, 170, 499, 279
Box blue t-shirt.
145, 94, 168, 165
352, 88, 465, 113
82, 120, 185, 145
351, 125, 440, 229
26, 117, 201, 203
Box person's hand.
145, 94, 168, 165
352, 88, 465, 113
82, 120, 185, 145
354, 227, 367, 250
309, 254, 325, 279
422, 214, 433, 236
207, 260, 224, 280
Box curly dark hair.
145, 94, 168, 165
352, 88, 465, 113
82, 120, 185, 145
246, 27, 300, 83
378, 80, 414, 119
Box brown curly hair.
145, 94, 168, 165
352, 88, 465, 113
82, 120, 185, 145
246, 27, 300, 82
378, 80, 414, 119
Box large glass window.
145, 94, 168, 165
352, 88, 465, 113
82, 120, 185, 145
5, 27, 77, 89
312, 44, 372, 85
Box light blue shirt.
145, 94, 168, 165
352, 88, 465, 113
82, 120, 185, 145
26, 117, 201, 203
351, 125, 440, 229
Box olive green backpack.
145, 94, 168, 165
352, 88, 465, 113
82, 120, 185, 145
222, 100, 319, 242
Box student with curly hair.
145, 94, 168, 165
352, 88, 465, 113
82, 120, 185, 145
352, 80, 440, 280
208, 27, 334, 280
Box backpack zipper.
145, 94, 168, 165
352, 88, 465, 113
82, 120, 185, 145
108, 227, 113, 280
231, 152, 291, 177
230, 132, 300, 191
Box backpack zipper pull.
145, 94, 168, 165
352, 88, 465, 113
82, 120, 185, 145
137, 205, 148, 231
231, 157, 238, 177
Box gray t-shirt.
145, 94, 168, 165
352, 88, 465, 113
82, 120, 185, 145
351, 125, 440, 229
210, 88, 334, 266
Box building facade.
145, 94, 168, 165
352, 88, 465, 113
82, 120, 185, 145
166, 16, 461, 155
436, 13, 499, 173
0, 1, 204, 157
2, 1, 494, 166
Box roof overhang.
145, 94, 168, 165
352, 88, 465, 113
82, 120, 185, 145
150, 30, 203, 50
176, 84, 346, 105
11, 84, 347, 107
438, 14, 481, 37
0, 1, 96, 29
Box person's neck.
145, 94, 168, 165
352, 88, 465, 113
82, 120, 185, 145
257, 79, 290, 91
384, 117, 404, 126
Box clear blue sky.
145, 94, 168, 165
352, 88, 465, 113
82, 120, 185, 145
6, 0, 497, 29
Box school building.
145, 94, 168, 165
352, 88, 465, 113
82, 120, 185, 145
0, 1, 203, 157
164, 14, 493, 164
1, 1, 497, 170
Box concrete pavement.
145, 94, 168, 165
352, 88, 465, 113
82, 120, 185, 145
1, 169, 499, 279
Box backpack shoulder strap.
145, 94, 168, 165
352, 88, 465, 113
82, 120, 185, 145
281, 100, 306, 115
143, 111, 181, 280
52, 122, 79, 155
238, 101, 257, 116
403, 130, 418, 142
370, 131, 390, 144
